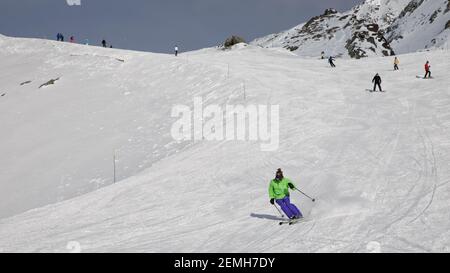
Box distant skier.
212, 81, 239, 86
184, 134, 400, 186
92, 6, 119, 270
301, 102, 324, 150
102, 39, 107, 48
328, 56, 336, 67
269, 169, 303, 220
394, 57, 399, 71
70, 36, 75, 43
372, 73, 383, 92
424, 61, 431, 79
56, 33, 62, 41
175, 45, 179, 56
321, 51, 325, 59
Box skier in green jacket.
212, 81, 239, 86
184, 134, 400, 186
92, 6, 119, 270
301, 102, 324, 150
269, 169, 303, 219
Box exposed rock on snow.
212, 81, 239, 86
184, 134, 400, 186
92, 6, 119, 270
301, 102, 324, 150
223, 35, 247, 48
20, 80, 32, 86
39, 78, 60, 88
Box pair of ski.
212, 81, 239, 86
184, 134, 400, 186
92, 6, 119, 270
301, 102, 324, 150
279, 218, 305, 226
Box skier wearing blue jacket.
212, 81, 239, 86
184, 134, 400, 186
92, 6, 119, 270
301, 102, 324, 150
269, 169, 303, 219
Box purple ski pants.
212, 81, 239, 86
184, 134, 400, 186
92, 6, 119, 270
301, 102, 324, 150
276, 196, 302, 219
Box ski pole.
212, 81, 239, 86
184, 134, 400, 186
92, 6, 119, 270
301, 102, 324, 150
295, 188, 316, 202
272, 204, 285, 218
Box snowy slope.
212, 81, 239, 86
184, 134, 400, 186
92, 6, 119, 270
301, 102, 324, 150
0, 36, 450, 253
251, 0, 450, 58
0, 36, 230, 219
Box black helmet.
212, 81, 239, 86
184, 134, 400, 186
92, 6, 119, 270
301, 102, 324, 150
275, 168, 284, 180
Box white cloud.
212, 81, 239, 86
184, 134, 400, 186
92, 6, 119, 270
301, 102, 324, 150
66, 0, 81, 6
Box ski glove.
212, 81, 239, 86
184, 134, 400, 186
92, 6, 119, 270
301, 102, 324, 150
270, 198, 275, 205
288, 183, 295, 189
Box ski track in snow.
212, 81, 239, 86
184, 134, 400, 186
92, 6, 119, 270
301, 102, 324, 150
0, 36, 449, 252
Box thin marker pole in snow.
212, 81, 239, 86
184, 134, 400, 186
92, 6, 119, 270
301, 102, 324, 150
243, 81, 246, 100
113, 151, 117, 184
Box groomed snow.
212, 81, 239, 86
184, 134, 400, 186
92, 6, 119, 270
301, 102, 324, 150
0, 37, 449, 252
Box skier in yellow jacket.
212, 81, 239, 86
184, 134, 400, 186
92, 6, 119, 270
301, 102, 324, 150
394, 57, 400, 71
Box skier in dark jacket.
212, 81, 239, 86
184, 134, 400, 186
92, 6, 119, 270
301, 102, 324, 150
269, 169, 303, 220
328, 56, 336, 67
102, 40, 107, 48
372, 73, 383, 92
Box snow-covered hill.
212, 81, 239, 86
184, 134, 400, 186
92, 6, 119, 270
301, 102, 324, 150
251, 0, 450, 58
0, 35, 449, 252
0, 35, 220, 219
387, 0, 450, 54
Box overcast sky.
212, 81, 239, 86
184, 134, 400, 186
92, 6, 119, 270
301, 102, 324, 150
0, 0, 362, 53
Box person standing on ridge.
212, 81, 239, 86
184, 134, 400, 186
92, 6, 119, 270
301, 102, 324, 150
328, 56, 336, 67
70, 36, 75, 43
424, 61, 431, 78
175, 45, 179, 56
372, 73, 383, 92
269, 169, 303, 220
394, 57, 400, 71
102, 39, 107, 48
